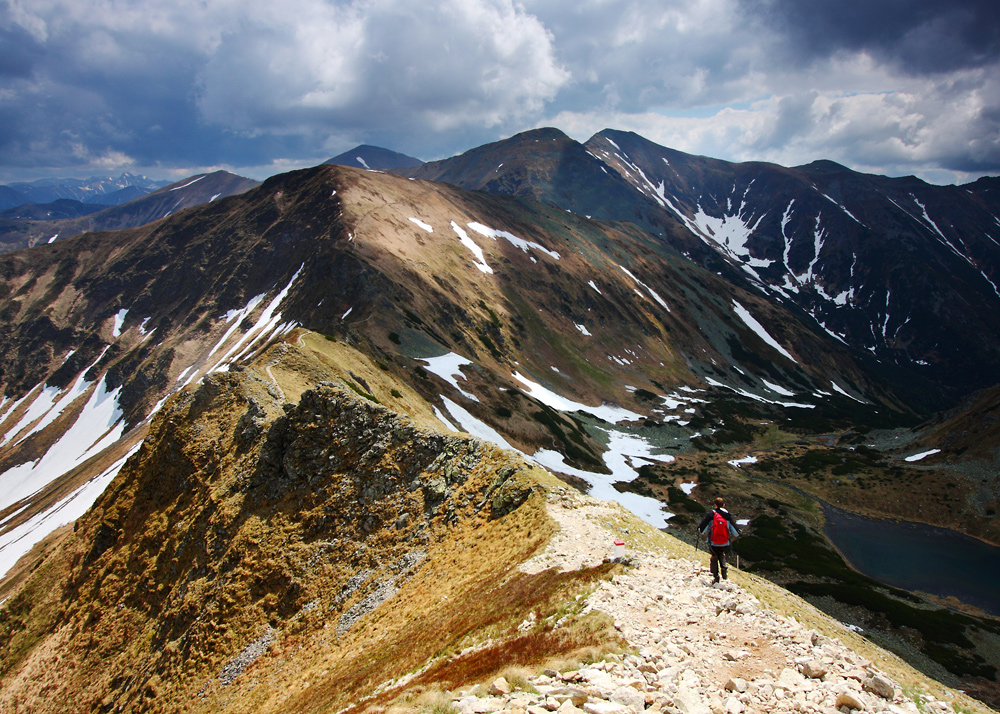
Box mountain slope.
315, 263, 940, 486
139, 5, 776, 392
0, 163, 895, 588
0, 170, 260, 253
586, 129, 1000, 411
398, 128, 1000, 414
0, 348, 994, 714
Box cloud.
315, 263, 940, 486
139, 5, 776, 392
0, 0, 997, 183
736, 0, 1000, 75
549, 68, 1000, 182
0, 0, 567, 179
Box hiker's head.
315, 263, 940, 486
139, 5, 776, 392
714, 497, 725, 508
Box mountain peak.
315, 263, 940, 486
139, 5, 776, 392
325, 145, 423, 170
505, 126, 570, 142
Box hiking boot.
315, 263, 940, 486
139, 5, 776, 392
712, 575, 720, 584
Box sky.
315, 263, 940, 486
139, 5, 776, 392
1, 0, 998, 185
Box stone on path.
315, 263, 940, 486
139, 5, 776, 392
490, 677, 513, 696
863, 675, 896, 699
724, 678, 747, 693
583, 701, 631, 714
802, 660, 827, 679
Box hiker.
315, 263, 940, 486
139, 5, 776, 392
698, 497, 741, 583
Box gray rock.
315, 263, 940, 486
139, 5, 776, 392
724, 678, 747, 693
863, 675, 896, 700
836, 692, 867, 711
611, 686, 647, 713
802, 661, 827, 679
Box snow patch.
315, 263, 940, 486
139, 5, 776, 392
904, 449, 941, 462
433, 406, 459, 433
450, 222, 493, 275
467, 222, 559, 260
620, 266, 670, 311
728, 455, 757, 468
408, 217, 433, 233
511, 372, 641, 424
0, 442, 140, 579
439, 397, 513, 449
829, 380, 865, 403
209, 265, 304, 373
680, 482, 697, 495
575, 323, 592, 336
529, 428, 674, 528
732, 301, 797, 363
169, 175, 205, 191
0, 374, 125, 514
419, 353, 479, 402
112, 308, 128, 337
761, 379, 796, 397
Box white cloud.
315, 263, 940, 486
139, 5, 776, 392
195, 0, 568, 135
547, 62, 1000, 183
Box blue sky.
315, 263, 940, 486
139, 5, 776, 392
2, 0, 998, 185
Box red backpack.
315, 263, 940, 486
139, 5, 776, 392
710, 511, 729, 545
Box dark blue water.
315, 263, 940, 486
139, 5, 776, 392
823, 507, 1000, 617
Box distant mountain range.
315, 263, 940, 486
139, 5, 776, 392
0, 172, 169, 210
0, 170, 260, 252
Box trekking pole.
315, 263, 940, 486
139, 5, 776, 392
734, 543, 740, 586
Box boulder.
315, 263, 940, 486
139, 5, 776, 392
777, 668, 805, 689
491, 677, 513, 696
583, 702, 631, 714
673, 687, 711, 714
863, 675, 896, 700
611, 686, 647, 713
724, 697, 744, 714
724, 678, 747, 694
802, 661, 827, 679
836, 692, 867, 711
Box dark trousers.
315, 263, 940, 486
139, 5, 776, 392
709, 545, 730, 580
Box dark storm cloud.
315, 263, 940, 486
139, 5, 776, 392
739, 0, 1000, 73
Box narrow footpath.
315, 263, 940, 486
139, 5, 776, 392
451, 488, 966, 714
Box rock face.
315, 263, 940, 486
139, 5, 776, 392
0, 372, 545, 712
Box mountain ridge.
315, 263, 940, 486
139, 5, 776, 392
0, 154, 998, 709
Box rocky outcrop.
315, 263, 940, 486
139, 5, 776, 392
0, 371, 546, 713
